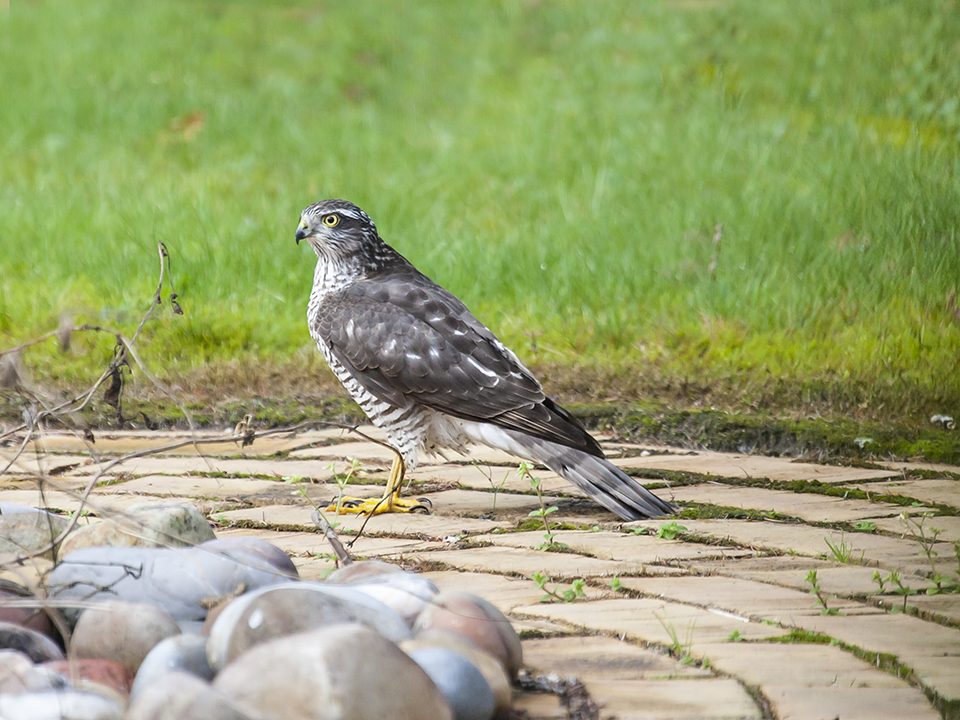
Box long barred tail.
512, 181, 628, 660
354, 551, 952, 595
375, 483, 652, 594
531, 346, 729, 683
509, 433, 677, 521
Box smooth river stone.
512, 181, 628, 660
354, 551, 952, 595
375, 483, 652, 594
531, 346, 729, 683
325, 559, 403, 583
402, 629, 511, 714
0, 581, 64, 647
414, 592, 523, 678
213, 624, 453, 720
207, 581, 411, 671
126, 671, 264, 720
408, 647, 495, 720
0, 690, 123, 720
46, 541, 295, 627
70, 600, 180, 675
44, 658, 135, 703
0, 650, 70, 693
59, 502, 216, 556
345, 570, 439, 626
0, 503, 70, 558
0, 621, 65, 663
130, 634, 214, 701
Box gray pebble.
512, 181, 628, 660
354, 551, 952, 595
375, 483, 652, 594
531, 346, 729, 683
345, 571, 439, 626
414, 592, 523, 678
0, 503, 69, 559
70, 601, 180, 675
408, 647, 495, 720
46, 543, 294, 628
213, 623, 453, 720
126, 671, 264, 720
0, 690, 123, 720
59, 502, 215, 556
206, 581, 411, 671
130, 634, 213, 701
403, 630, 512, 714
0, 622, 65, 664
0, 650, 70, 694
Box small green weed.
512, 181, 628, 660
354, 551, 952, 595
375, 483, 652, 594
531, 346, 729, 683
476, 463, 510, 513
325, 457, 363, 517
657, 521, 688, 540
655, 611, 698, 665
853, 520, 877, 532
520, 461, 568, 550
532, 572, 586, 603
824, 533, 863, 564
899, 512, 960, 594
805, 570, 841, 615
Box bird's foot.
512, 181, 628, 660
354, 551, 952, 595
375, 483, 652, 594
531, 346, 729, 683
323, 495, 432, 515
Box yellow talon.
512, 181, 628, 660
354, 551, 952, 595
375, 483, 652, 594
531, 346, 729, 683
323, 456, 430, 515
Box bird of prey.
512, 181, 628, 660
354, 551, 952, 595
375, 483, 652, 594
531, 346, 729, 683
296, 199, 676, 521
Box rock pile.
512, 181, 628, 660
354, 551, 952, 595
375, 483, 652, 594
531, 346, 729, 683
0, 502, 523, 720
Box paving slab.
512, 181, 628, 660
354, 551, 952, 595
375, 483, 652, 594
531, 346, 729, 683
99, 474, 385, 509
582, 678, 763, 720
669, 482, 917, 522
99, 473, 285, 498
514, 598, 789, 650
907, 593, 960, 625
217, 503, 510, 538
697, 642, 910, 689
762, 685, 941, 720
511, 692, 565, 719
25, 430, 352, 457
410, 546, 644, 578
1, 452, 95, 477
522, 636, 712, 680
477, 530, 757, 565
787, 612, 960, 700
215, 527, 441, 560
849, 477, 960, 509
691, 555, 934, 596
424, 570, 589, 612
66, 455, 373, 481
409, 488, 562, 517
618, 575, 881, 622
612, 450, 897, 484
871, 513, 960, 543
0, 475, 95, 491
0, 488, 221, 517
413, 463, 590, 498
626, 518, 956, 576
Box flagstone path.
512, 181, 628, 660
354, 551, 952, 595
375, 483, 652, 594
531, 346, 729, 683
2, 427, 958, 720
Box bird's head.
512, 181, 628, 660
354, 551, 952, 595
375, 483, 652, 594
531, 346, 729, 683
295, 199, 379, 262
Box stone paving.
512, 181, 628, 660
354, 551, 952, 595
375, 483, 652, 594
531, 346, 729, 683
2, 427, 959, 719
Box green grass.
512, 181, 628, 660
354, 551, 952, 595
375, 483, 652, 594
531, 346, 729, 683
1, 0, 958, 423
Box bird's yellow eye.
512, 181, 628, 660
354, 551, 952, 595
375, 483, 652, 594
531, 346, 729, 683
322, 214, 340, 227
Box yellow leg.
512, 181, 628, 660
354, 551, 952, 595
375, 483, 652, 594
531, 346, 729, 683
323, 455, 431, 515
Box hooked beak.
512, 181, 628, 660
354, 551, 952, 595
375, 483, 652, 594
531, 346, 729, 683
295, 222, 310, 245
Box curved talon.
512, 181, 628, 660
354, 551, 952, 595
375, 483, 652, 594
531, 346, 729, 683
416, 497, 432, 508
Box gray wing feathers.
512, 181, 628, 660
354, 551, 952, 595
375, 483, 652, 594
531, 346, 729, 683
312, 268, 603, 455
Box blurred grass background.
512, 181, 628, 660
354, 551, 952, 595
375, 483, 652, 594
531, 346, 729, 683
1, 0, 958, 423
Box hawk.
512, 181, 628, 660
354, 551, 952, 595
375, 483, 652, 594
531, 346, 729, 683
296, 199, 676, 521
